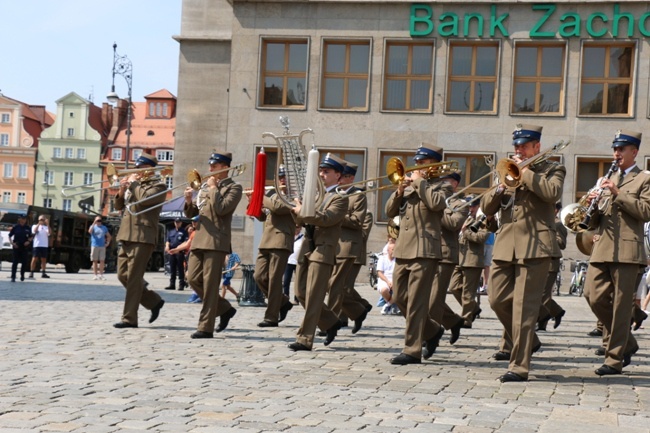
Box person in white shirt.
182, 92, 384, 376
377, 242, 398, 314
30, 215, 51, 279
283, 226, 304, 304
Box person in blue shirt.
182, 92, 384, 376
164, 218, 189, 291
88, 216, 112, 280
8, 214, 33, 282
221, 252, 241, 300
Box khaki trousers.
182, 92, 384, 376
345, 264, 372, 311
117, 241, 161, 325
450, 266, 482, 323
327, 256, 355, 316
489, 257, 550, 378
254, 249, 291, 324
393, 257, 443, 359
584, 262, 642, 371
187, 249, 233, 333
538, 268, 564, 320
429, 262, 464, 329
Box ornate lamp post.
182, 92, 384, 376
42, 162, 50, 208
107, 43, 133, 168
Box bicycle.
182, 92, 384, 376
554, 257, 564, 296
568, 259, 589, 296
368, 252, 381, 288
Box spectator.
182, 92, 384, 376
8, 213, 32, 282
221, 252, 241, 300
169, 217, 200, 303
164, 218, 189, 291
29, 215, 51, 279
377, 242, 397, 314
480, 231, 495, 294
283, 226, 304, 304
88, 216, 112, 280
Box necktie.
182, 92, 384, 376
617, 172, 625, 187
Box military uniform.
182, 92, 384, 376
537, 216, 567, 328
342, 211, 374, 313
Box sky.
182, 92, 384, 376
1, 1, 182, 113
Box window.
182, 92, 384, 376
67, 128, 75, 137
0, 134, 8, 146
156, 150, 174, 161
53, 147, 62, 158
163, 103, 168, 116
83, 172, 93, 185
575, 158, 614, 202
3, 163, 13, 178
132, 149, 143, 162
259, 38, 309, 108
17, 192, 26, 204
64, 172, 74, 187
320, 39, 371, 111
147, 130, 155, 136
65, 148, 74, 159
43, 198, 52, 208
69, 112, 75, 118
77, 148, 86, 159
446, 41, 500, 113
62, 199, 72, 212
444, 152, 495, 194
512, 42, 566, 115
1, 113, 10, 123
149, 103, 155, 117
156, 103, 162, 117
112, 148, 123, 161
165, 177, 173, 189
44, 170, 54, 185
579, 42, 635, 116
18, 163, 27, 179
376, 151, 414, 222
382, 40, 434, 111
2, 192, 10, 203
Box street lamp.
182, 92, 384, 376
107, 43, 133, 169
42, 162, 50, 208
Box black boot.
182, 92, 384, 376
164, 281, 176, 291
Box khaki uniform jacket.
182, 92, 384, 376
386, 178, 453, 260
356, 211, 373, 266
257, 192, 295, 251
481, 160, 565, 261
337, 189, 367, 259
115, 179, 167, 244
440, 196, 469, 264
590, 167, 650, 265
458, 214, 489, 268
296, 191, 348, 266
184, 177, 243, 252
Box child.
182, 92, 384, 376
221, 252, 241, 300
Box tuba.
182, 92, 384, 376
387, 215, 400, 239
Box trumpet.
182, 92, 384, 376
61, 163, 173, 197
243, 185, 276, 195
126, 164, 246, 216
336, 157, 460, 196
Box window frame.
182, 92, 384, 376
577, 40, 637, 118
17, 192, 26, 204
258, 37, 310, 110
3, 163, 13, 178
0, 133, 9, 146
111, 148, 123, 161
77, 148, 86, 160
63, 171, 74, 187
574, 156, 613, 203
156, 150, 174, 162
43, 198, 52, 208
445, 39, 501, 115
67, 128, 75, 137
511, 40, 567, 116
83, 172, 93, 186
1, 113, 10, 123
65, 148, 74, 159
2, 191, 10, 203
18, 163, 28, 179
62, 199, 72, 212
53, 147, 62, 159
380, 38, 436, 113
444, 151, 497, 196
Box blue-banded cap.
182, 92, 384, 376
413, 143, 443, 162
319, 153, 346, 173
342, 161, 358, 177
134, 152, 158, 167
191, 215, 200, 222
208, 152, 232, 166
442, 172, 461, 183
512, 124, 542, 146
278, 164, 287, 177
612, 129, 642, 149
18, 213, 27, 218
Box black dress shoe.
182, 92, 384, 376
390, 353, 421, 365
493, 351, 511, 361
499, 371, 527, 382
594, 347, 605, 356
365, 304, 373, 313
216, 307, 237, 332
324, 322, 341, 346
553, 310, 565, 329
595, 364, 621, 376
532, 343, 542, 354
149, 299, 165, 324
288, 342, 311, 351
623, 345, 638, 367
257, 320, 278, 328
588, 328, 603, 337
279, 302, 293, 323
191, 331, 213, 339
164, 286, 176, 291
537, 315, 550, 331
472, 307, 482, 321
317, 330, 327, 337
352, 310, 368, 334
113, 322, 138, 328
339, 321, 349, 328
449, 319, 463, 345
423, 327, 445, 360
633, 310, 648, 331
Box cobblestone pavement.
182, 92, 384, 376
0, 267, 649, 432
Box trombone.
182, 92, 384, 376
336, 157, 460, 196
446, 140, 571, 212
61, 163, 173, 197
126, 163, 246, 216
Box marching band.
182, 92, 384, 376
112, 123, 650, 381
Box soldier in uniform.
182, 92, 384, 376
342, 211, 374, 316
252, 166, 296, 327
386, 144, 452, 365
184, 152, 243, 338
113, 153, 167, 328
288, 153, 348, 351
481, 124, 565, 382
583, 130, 650, 375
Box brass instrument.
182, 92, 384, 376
446, 140, 571, 212
126, 164, 246, 216
243, 186, 276, 195
387, 215, 400, 239
61, 163, 173, 197
336, 157, 460, 196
